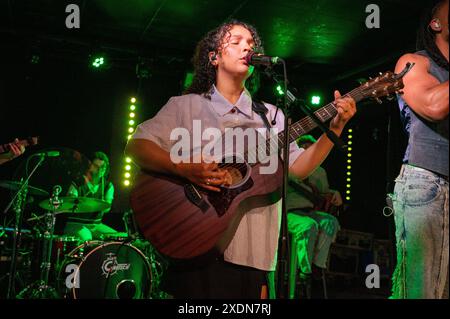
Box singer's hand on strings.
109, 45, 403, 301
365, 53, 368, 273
330, 90, 356, 130
174, 157, 231, 192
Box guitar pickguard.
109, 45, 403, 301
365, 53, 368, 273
207, 177, 254, 216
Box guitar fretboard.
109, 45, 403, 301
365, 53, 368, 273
243, 86, 367, 165
0, 138, 38, 153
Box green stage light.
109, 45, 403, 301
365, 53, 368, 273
124, 180, 130, 186
91, 56, 105, 68
130, 105, 136, 111
125, 157, 132, 163
130, 97, 136, 103
183, 72, 194, 90
311, 95, 321, 105
276, 85, 284, 96
124, 172, 131, 178
129, 120, 135, 126
129, 112, 135, 118
346, 196, 351, 201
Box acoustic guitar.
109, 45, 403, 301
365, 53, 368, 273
130, 66, 412, 260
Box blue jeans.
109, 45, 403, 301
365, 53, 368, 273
392, 164, 449, 299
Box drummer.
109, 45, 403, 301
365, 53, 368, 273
63, 151, 121, 241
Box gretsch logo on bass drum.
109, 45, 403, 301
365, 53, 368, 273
101, 253, 130, 277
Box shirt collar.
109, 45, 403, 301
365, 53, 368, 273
210, 84, 253, 117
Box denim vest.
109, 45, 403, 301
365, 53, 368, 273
397, 50, 449, 177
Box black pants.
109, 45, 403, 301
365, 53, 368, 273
161, 257, 267, 299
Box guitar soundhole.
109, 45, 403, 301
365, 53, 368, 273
219, 156, 250, 189
226, 166, 244, 185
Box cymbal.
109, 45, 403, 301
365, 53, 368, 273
0, 180, 49, 197
11, 147, 92, 203
38, 196, 111, 213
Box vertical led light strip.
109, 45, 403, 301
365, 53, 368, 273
124, 97, 137, 187
345, 128, 353, 201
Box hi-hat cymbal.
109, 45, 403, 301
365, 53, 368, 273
38, 196, 110, 213
0, 180, 49, 197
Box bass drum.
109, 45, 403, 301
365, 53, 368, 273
58, 241, 152, 299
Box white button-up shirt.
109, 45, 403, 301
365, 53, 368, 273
132, 85, 303, 271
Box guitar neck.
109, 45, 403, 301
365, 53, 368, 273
246, 87, 365, 166
288, 180, 322, 204
279, 86, 366, 146
0, 138, 38, 153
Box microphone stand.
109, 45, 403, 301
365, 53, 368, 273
265, 65, 345, 299
4, 154, 45, 299
265, 62, 291, 299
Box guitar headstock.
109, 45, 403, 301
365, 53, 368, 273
359, 63, 414, 103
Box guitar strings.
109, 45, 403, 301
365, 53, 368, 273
217, 86, 368, 171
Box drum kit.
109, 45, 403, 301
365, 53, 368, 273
0, 148, 166, 299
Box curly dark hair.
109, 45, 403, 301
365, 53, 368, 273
416, 0, 449, 70
184, 20, 264, 97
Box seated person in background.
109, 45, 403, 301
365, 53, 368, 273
0, 138, 26, 165
64, 151, 122, 241
287, 135, 342, 296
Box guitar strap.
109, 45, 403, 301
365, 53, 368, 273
252, 101, 272, 129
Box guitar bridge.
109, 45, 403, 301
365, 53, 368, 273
184, 184, 209, 212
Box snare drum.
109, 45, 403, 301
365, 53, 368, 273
99, 232, 130, 242
58, 241, 152, 299
52, 236, 82, 270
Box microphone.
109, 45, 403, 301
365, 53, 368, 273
245, 51, 282, 66
34, 151, 60, 157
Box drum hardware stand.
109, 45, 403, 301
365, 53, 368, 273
123, 210, 140, 240
4, 154, 45, 299
122, 210, 167, 299
17, 185, 62, 299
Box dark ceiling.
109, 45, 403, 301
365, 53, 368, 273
1, 0, 431, 83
